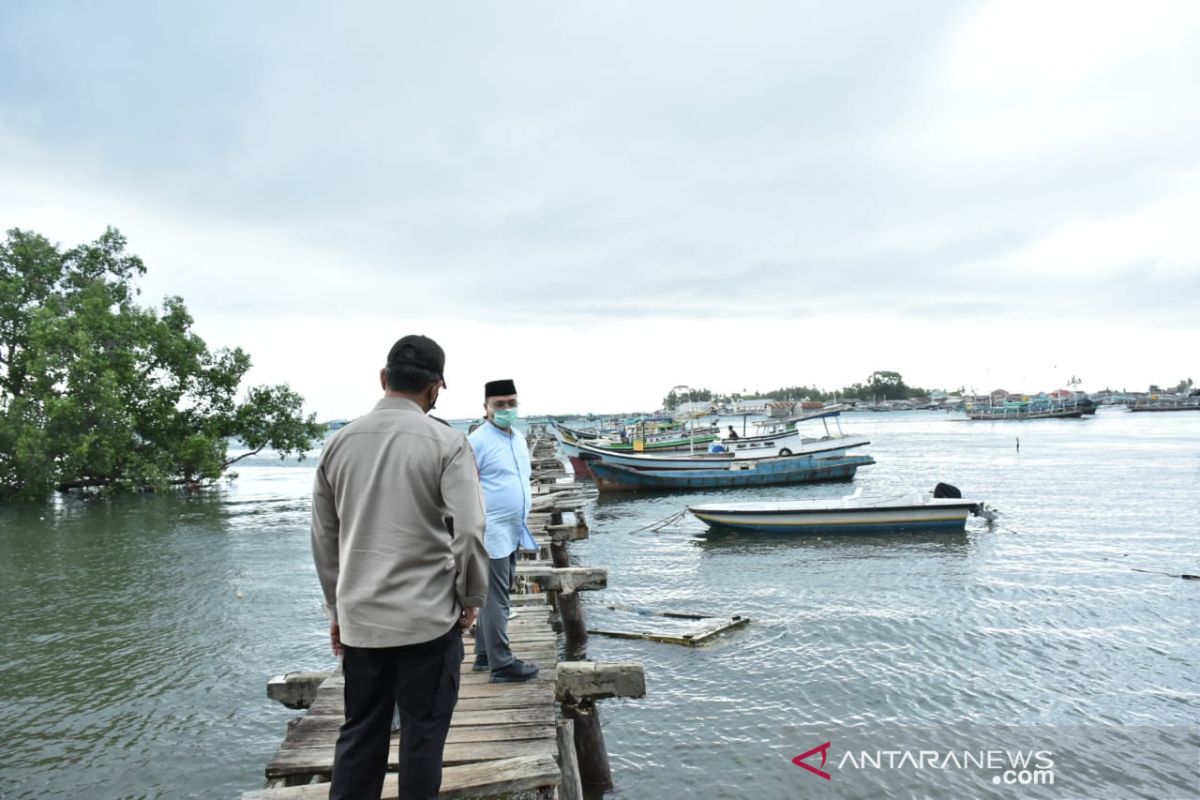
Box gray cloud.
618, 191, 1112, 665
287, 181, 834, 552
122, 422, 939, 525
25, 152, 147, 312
2, 0, 1197, 360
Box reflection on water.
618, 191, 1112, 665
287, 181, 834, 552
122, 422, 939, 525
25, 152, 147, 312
1, 411, 1199, 799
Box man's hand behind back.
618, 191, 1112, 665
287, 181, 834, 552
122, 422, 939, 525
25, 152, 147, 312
330, 622, 343, 657
458, 607, 478, 630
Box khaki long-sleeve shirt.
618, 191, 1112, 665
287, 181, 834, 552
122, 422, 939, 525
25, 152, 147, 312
311, 396, 489, 648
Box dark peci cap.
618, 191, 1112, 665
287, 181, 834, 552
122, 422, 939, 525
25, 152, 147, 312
485, 379, 517, 398
387, 335, 446, 387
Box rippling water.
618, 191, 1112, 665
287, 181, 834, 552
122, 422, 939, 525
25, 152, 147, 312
1, 410, 1197, 798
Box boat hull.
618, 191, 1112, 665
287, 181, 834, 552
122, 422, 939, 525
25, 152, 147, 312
576, 435, 870, 471
689, 503, 975, 534
965, 398, 1096, 420
966, 407, 1087, 420
587, 454, 875, 492
567, 455, 593, 478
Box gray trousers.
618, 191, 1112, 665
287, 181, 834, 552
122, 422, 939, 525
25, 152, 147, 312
474, 552, 517, 670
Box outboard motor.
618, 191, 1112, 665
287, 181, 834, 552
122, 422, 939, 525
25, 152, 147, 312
933, 482, 962, 499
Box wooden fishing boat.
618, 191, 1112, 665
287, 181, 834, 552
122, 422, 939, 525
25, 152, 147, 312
688, 483, 996, 534
587, 453, 875, 492
575, 431, 868, 471
964, 396, 1094, 420
716, 406, 865, 458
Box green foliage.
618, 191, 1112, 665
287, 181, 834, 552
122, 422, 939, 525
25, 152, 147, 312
661, 387, 713, 410
866, 370, 911, 400
660, 371, 938, 410
0, 227, 326, 501
1173, 378, 1194, 394
756, 385, 836, 402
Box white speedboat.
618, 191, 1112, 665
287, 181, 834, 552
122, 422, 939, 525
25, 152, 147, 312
688, 483, 997, 534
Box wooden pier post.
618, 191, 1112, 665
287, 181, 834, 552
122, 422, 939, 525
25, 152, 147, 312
549, 509, 590, 658
555, 662, 645, 795
561, 700, 612, 793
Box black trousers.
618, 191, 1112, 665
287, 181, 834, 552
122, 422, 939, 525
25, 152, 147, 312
330, 625, 463, 800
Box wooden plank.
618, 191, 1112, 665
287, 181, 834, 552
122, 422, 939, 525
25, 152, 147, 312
276, 719, 555, 745
557, 720, 583, 800
586, 616, 750, 646
555, 662, 646, 702
268, 737, 557, 777
267, 672, 331, 709
515, 565, 607, 594
245, 753, 561, 799
458, 671, 556, 695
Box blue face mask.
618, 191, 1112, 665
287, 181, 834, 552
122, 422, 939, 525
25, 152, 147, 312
492, 408, 518, 429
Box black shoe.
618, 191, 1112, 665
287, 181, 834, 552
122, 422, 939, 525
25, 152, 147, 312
490, 659, 539, 683
471, 654, 489, 672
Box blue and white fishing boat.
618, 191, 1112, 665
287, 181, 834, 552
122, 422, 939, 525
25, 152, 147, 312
587, 453, 875, 492
717, 405, 862, 457
688, 483, 996, 534
568, 405, 869, 477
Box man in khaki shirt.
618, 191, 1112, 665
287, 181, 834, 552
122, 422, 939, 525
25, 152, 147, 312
311, 334, 489, 800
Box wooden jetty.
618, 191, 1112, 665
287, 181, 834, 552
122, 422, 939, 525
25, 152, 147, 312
247, 426, 643, 799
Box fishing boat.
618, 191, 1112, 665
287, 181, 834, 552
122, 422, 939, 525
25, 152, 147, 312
1128, 391, 1200, 412
568, 405, 870, 478
553, 420, 719, 453
576, 427, 867, 470
688, 483, 996, 534
587, 453, 875, 492
559, 433, 733, 477
964, 395, 1094, 420
717, 405, 864, 456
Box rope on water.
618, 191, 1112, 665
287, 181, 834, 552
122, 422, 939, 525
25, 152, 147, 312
629, 508, 689, 534
1131, 567, 1200, 581
988, 520, 1023, 536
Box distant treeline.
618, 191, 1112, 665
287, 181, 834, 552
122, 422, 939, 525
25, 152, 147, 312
662, 371, 948, 409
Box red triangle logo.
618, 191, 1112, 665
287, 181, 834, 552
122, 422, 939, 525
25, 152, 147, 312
792, 741, 832, 781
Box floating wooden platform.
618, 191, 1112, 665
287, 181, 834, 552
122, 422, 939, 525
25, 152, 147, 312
588, 605, 751, 647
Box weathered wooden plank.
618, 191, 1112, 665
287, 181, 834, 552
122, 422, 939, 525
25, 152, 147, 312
267, 672, 332, 710
515, 565, 607, 594
555, 662, 646, 703
544, 523, 589, 542
557, 720, 583, 800
276, 718, 555, 746
586, 614, 750, 646
452, 692, 558, 713
245, 753, 561, 799
292, 700, 559, 734
268, 737, 557, 777
456, 678, 554, 700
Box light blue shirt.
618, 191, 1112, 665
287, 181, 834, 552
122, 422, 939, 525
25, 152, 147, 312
469, 421, 537, 559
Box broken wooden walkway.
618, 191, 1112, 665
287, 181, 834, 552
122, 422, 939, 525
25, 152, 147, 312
245, 427, 642, 799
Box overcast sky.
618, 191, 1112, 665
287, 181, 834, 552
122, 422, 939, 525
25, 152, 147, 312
2, 1, 1197, 419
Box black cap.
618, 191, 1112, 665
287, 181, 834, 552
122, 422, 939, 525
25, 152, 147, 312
387, 335, 446, 387
485, 379, 517, 398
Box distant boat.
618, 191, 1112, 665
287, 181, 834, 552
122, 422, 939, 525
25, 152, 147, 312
964, 396, 1095, 420
565, 406, 870, 479
1128, 393, 1200, 412
553, 421, 718, 452
689, 483, 996, 534
586, 453, 875, 492
718, 406, 864, 458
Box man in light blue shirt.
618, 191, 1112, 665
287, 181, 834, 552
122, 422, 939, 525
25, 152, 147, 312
468, 378, 540, 683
